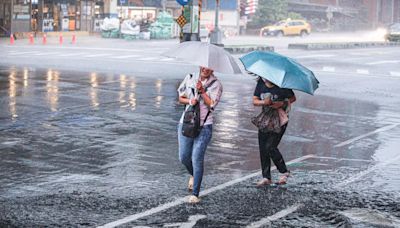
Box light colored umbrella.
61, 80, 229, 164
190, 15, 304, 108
240, 51, 319, 95
162, 41, 242, 74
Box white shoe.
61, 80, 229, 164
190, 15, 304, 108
188, 176, 194, 192
188, 195, 200, 204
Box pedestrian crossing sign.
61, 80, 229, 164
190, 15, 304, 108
176, 15, 187, 28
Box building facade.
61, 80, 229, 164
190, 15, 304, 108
0, 0, 118, 36
288, 0, 400, 30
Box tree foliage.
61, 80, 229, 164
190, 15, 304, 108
248, 0, 288, 28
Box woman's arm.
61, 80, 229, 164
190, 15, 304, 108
179, 96, 197, 106
253, 96, 272, 107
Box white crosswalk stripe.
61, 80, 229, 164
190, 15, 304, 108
322, 66, 335, 72
356, 69, 369, 74
390, 71, 400, 77
111, 54, 141, 59
82, 54, 112, 58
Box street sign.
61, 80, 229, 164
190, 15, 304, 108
176, 0, 189, 6
176, 15, 187, 28
120, 0, 126, 4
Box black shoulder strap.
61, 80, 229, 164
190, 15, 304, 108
204, 79, 217, 92
202, 79, 218, 125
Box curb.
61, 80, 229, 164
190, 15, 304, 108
288, 42, 400, 50
224, 45, 274, 54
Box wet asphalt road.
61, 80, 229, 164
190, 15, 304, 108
1, 41, 400, 227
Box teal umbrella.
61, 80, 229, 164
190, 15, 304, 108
239, 51, 319, 95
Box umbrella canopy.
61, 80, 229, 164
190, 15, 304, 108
162, 41, 242, 74
239, 51, 319, 95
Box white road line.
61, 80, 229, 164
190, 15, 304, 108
334, 124, 400, 148
159, 58, 175, 62
314, 156, 376, 163
356, 69, 369, 75
246, 204, 303, 228
137, 57, 158, 61
111, 54, 140, 59
8, 51, 40, 55
296, 54, 335, 59
56, 52, 87, 57
32, 52, 62, 56
83, 54, 111, 58
390, 71, 400, 77
322, 66, 335, 72
335, 154, 400, 188
366, 60, 400, 65
97, 154, 315, 228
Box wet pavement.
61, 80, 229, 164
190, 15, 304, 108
1, 65, 400, 227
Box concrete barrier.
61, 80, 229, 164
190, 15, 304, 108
288, 42, 400, 50
224, 45, 274, 54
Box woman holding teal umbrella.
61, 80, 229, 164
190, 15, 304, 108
252, 75, 296, 186
240, 51, 319, 186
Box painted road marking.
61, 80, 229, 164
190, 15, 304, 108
390, 71, 400, 77
246, 204, 303, 228
137, 57, 158, 61
366, 60, 400, 65
8, 51, 40, 55
97, 154, 315, 228
56, 52, 88, 57
111, 54, 140, 59
356, 69, 369, 75
315, 156, 376, 163
83, 54, 111, 58
32, 52, 63, 56
334, 124, 400, 148
335, 154, 400, 188
159, 58, 175, 62
322, 66, 335, 72
163, 215, 207, 228
296, 54, 336, 59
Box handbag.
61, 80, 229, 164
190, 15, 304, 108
181, 79, 217, 138
251, 106, 282, 133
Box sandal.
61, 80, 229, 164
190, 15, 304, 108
278, 171, 290, 185
256, 178, 273, 187
188, 176, 194, 192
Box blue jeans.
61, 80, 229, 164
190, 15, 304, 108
178, 124, 213, 197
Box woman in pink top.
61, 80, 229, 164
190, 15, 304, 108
177, 66, 223, 204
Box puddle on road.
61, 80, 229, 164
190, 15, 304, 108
339, 208, 400, 227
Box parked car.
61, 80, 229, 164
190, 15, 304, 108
260, 19, 311, 37
385, 23, 400, 42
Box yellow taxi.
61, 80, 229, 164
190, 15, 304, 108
260, 19, 311, 37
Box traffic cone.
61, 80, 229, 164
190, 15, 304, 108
59, 33, 63, 45
10, 34, 15, 45
71, 33, 76, 44
42, 34, 47, 45
29, 33, 34, 45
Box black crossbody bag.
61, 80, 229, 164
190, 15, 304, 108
181, 77, 217, 138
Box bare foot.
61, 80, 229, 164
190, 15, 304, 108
188, 195, 200, 204
256, 178, 273, 187
278, 172, 290, 185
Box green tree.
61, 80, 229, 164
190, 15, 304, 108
248, 0, 288, 28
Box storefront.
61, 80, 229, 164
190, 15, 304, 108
0, 0, 13, 36
38, 0, 100, 32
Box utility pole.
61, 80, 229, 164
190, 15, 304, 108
210, 0, 223, 46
